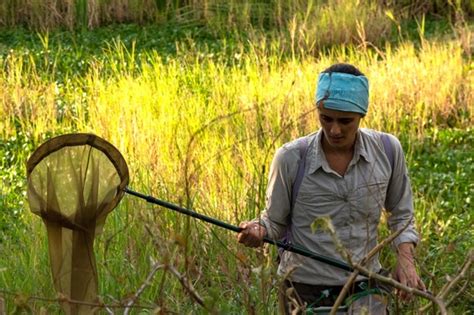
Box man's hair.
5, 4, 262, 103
322, 63, 365, 76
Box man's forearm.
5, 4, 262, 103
398, 242, 415, 256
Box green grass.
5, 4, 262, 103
411, 129, 473, 270
0, 15, 473, 314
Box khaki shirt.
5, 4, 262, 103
260, 128, 419, 285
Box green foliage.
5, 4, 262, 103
411, 128, 473, 215
0, 131, 33, 242
410, 128, 473, 269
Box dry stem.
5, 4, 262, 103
0, 289, 155, 310
330, 216, 412, 315
437, 250, 473, 299
351, 264, 447, 314
166, 265, 205, 307
0, 296, 4, 315
123, 262, 165, 315
419, 250, 473, 313
446, 280, 470, 308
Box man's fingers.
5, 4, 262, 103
237, 222, 265, 248
398, 272, 428, 301
395, 270, 411, 301
417, 277, 426, 291
237, 222, 250, 243
239, 221, 250, 229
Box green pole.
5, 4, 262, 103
124, 187, 353, 272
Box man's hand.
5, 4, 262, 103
393, 242, 426, 301
237, 221, 267, 248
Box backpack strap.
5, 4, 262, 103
278, 137, 310, 258
279, 133, 394, 259
290, 137, 310, 211
380, 133, 394, 175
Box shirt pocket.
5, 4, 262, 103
293, 188, 347, 237
351, 180, 388, 224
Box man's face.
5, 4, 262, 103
318, 104, 362, 150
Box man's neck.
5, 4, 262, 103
320, 132, 357, 176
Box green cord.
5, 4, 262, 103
344, 288, 383, 306
303, 286, 384, 314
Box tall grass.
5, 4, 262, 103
0, 0, 160, 29
1, 37, 471, 149
1, 36, 472, 219
1, 0, 473, 31
0, 0, 394, 50
0, 32, 472, 312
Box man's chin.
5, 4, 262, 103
328, 138, 345, 146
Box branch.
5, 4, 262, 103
0, 289, 155, 311
104, 305, 114, 315
419, 250, 473, 313
329, 274, 357, 315
278, 265, 304, 312
123, 262, 165, 315
351, 263, 447, 314
446, 280, 470, 308
437, 250, 473, 299
285, 287, 306, 314
166, 265, 205, 307
330, 216, 412, 315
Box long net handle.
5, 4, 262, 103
124, 188, 353, 272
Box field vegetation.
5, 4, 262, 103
0, 0, 473, 314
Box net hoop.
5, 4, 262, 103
27, 133, 129, 183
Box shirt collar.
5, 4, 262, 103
355, 129, 373, 164
307, 129, 373, 174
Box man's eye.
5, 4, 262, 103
340, 119, 353, 124
322, 116, 333, 122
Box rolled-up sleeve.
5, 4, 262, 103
259, 146, 299, 240
384, 135, 419, 247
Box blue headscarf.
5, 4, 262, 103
315, 72, 369, 115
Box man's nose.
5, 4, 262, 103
330, 123, 341, 135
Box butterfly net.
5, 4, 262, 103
26, 134, 129, 314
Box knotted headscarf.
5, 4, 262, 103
315, 72, 369, 115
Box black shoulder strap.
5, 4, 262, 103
290, 138, 310, 211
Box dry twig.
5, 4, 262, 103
351, 263, 447, 314
0, 289, 155, 311
419, 250, 473, 313
330, 217, 412, 315
446, 280, 470, 308
123, 262, 165, 315
166, 265, 205, 307
437, 250, 473, 300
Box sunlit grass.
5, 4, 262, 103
1, 40, 471, 199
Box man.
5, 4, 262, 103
237, 63, 425, 314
